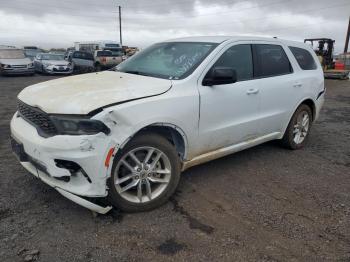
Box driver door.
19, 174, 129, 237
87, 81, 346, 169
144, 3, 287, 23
197, 43, 261, 154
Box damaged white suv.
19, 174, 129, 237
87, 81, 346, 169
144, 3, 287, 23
11, 36, 325, 214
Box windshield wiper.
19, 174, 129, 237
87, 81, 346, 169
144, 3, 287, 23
123, 70, 150, 77
124, 70, 140, 74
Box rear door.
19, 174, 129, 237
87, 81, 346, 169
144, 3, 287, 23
197, 43, 261, 154
252, 43, 299, 136
72, 51, 83, 67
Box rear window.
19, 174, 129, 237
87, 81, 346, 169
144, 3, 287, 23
289, 46, 317, 70
253, 44, 292, 78
73, 52, 93, 60
97, 51, 112, 57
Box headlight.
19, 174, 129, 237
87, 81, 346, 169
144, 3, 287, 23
28, 62, 34, 67
51, 116, 110, 135
1, 64, 11, 68
67, 63, 72, 67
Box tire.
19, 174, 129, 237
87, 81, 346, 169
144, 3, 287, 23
107, 133, 181, 212
95, 63, 102, 72
281, 104, 312, 150
41, 66, 47, 75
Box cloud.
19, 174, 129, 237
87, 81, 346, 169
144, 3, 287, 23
0, 0, 349, 53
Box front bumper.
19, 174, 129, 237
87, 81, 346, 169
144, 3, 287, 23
10, 113, 114, 213
1, 67, 34, 75
43, 65, 73, 75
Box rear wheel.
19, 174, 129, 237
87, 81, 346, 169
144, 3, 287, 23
282, 104, 312, 149
108, 133, 181, 212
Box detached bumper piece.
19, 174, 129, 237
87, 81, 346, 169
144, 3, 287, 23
56, 188, 112, 214
10, 136, 112, 214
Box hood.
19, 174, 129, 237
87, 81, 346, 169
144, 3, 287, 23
42, 60, 69, 66
18, 71, 172, 115
0, 58, 31, 65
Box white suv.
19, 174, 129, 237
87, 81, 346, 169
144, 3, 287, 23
10, 36, 325, 213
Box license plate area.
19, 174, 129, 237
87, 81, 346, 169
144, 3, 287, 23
10, 136, 28, 162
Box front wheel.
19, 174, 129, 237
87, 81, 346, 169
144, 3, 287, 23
282, 104, 312, 149
107, 133, 181, 212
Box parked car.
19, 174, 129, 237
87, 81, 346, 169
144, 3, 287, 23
66, 51, 94, 73
34, 53, 73, 75
94, 50, 123, 71
24, 48, 43, 61
0, 48, 34, 76
10, 36, 325, 214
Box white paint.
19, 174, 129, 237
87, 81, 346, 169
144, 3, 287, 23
18, 71, 172, 114
11, 36, 325, 213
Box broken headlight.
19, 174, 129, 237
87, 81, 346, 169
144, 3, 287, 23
51, 116, 110, 135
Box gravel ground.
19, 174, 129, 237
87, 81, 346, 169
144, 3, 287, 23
0, 75, 349, 262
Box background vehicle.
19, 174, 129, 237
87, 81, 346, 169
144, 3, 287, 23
34, 53, 73, 75
66, 51, 94, 73
94, 50, 123, 71
11, 37, 324, 214
74, 40, 121, 54
123, 46, 139, 57
0, 47, 34, 76
304, 38, 350, 79
24, 48, 44, 61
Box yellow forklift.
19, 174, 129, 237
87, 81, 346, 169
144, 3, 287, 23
304, 38, 349, 79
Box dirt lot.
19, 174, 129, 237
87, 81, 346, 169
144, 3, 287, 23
0, 75, 349, 262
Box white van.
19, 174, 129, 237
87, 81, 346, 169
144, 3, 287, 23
11, 36, 325, 213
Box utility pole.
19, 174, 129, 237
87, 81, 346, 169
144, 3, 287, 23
344, 16, 350, 53
118, 5, 122, 46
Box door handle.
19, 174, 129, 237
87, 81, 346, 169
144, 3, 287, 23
246, 88, 259, 95
293, 83, 303, 88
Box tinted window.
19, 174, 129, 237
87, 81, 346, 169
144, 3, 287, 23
72, 52, 81, 59
213, 44, 253, 81
254, 44, 292, 77
81, 52, 94, 60
289, 46, 317, 70
97, 51, 112, 57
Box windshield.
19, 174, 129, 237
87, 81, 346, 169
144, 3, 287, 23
0, 49, 25, 59
41, 54, 65, 60
116, 42, 218, 79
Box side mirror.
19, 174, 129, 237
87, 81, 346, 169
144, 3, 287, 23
203, 67, 237, 86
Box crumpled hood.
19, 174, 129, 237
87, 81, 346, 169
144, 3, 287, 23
18, 71, 172, 115
0, 58, 31, 65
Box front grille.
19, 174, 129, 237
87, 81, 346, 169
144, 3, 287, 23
12, 65, 27, 68
18, 101, 57, 136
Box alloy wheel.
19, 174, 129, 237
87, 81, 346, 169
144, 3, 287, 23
293, 111, 310, 144
114, 146, 172, 203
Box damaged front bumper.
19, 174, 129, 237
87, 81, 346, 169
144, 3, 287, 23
10, 113, 114, 214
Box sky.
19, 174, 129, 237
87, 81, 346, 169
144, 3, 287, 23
0, 0, 349, 53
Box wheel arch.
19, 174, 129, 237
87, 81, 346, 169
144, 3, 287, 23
282, 98, 316, 137
301, 98, 316, 121
119, 123, 188, 161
